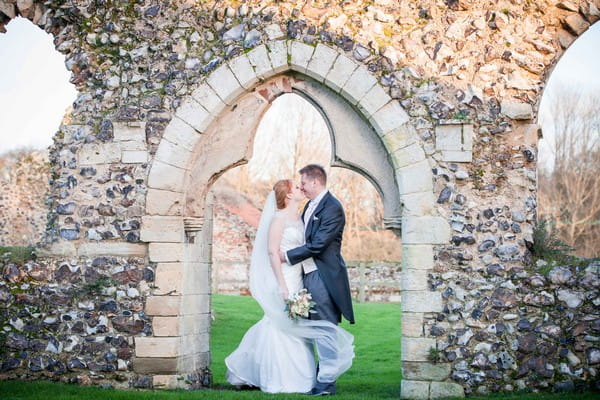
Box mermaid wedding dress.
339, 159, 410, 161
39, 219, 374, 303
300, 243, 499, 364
225, 192, 354, 394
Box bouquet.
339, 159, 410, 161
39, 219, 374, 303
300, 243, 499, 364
284, 289, 316, 321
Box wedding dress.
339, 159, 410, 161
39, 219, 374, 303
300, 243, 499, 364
225, 192, 354, 393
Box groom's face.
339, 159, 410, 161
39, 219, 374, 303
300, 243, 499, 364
300, 174, 318, 200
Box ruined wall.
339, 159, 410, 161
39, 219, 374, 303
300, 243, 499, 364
0, 0, 599, 397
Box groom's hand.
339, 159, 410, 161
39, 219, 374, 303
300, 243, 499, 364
279, 251, 286, 263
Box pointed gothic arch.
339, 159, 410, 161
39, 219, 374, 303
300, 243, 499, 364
139, 40, 451, 395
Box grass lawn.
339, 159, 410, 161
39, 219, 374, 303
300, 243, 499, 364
210, 294, 402, 399
0, 294, 597, 399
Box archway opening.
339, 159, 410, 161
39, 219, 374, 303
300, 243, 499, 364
208, 91, 401, 396
537, 23, 600, 259
0, 16, 77, 247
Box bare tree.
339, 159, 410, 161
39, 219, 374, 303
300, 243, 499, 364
538, 86, 600, 257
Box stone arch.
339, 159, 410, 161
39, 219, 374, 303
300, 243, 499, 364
140, 40, 451, 394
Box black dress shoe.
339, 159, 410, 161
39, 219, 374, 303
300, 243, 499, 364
312, 382, 336, 396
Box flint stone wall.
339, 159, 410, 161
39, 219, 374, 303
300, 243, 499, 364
0, 0, 599, 398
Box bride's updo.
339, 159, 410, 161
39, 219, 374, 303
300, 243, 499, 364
273, 179, 292, 210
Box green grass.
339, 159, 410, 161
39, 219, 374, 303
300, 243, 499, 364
211, 295, 401, 399
0, 295, 597, 399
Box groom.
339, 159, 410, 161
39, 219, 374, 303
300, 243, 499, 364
281, 164, 355, 396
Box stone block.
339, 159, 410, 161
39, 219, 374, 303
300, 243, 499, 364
358, 85, 391, 117
435, 123, 470, 151
400, 380, 429, 400
77, 242, 147, 257
135, 337, 179, 358
402, 312, 424, 337
402, 268, 428, 291
141, 216, 184, 243
247, 44, 273, 78
146, 189, 183, 216
152, 316, 180, 337
306, 43, 339, 82
147, 160, 186, 192
228, 54, 259, 89
181, 314, 211, 336
563, 13, 590, 35
78, 143, 121, 165
113, 122, 146, 142
393, 142, 426, 169
381, 124, 417, 154
132, 357, 177, 374
267, 40, 289, 75
402, 362, 451, 381
152, 375, 181, 389
289, 41, 315, 73
435, 123, 473, 162
175, 97, 212, 133
182, 263, 211, 295
401, 244, 434, 269
149, 243, 184, 262
162, 116, 202, 151
119, 139, 147, 151
402, 337, 437, 362
191, 82, 227, 117
121, 150, 149, 164
181, 294, 210, 315
400, 191, 435, 217
402, 216, 451, 245
181, 332, 210, 353
324, 53, 358, 92
403, 291, 443, 313
154, 138, 193, 169
369, 101, 410, 136
154, 263, 183, 295
500, 100, 533, 120
396, 160, 433, 194
146, 295, 180, 316
430, 382, 464, 398
179, 352, 210, 372
340, 65, 378, 105
206, 64, 245, 105
440, 150, 472, 162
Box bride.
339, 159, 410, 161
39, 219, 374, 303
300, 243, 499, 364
225, 180, 354, 393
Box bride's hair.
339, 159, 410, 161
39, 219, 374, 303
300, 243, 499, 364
273, 179, 292, 209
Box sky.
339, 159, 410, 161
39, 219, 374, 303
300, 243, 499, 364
0, 17, 598, 158
0, 17, 77, 154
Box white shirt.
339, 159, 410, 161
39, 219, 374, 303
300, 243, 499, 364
300, 189, 328, 274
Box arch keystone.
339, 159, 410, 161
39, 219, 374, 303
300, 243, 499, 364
265, 40, 289, 75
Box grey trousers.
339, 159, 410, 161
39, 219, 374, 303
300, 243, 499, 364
303, 270, 340, 384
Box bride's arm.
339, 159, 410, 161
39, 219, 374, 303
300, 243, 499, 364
268, 215, 289, 300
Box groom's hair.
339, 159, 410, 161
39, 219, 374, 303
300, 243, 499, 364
299, 164, 327, 185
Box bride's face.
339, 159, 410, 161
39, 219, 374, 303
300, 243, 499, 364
290, 184, 304, 202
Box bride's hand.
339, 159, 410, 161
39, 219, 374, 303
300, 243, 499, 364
279, 285, 289, 300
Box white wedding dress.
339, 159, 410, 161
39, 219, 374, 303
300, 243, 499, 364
225, 192, 354, 394
225, 214, 316, 393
